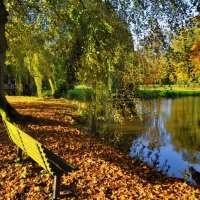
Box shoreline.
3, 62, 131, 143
137, 86, 200, 98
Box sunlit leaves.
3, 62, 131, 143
190, 29, 200, 79
170, 25, 200, 86
110, 0, 194, 44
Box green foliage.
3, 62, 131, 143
167, 25, 200, 87
135, 90, 161, 99
67, 87, 93, 101
138, 87, 200, 98
2, 0, 199, 135
160, 90, 200, 98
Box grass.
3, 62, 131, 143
67, 86, 93, 101
41, 84, 200, 101
140, 84, 200, 91
139, 85, 200, 98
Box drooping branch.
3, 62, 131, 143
78, 0, 86, 10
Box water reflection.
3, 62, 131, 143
95, 97, 200, 184
129, 96, 200, 184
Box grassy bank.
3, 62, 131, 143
138, 85, 200, 98
44, 85, 200, 101
67, 85, 93, 101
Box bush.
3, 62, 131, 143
67, 87, 93, 101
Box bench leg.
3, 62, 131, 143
17, 147, 23, 161
53, 175, 61, 200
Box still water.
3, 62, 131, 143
106, 96, 200, 184
130, 96, 200, 184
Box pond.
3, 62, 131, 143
100, 96, 200, 185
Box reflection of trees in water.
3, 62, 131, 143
189, 166, 200, 185
137, 99, 171, 148
130, 139, 200, 185
138, 97, 200, 164
130, 140, 170, 175
134, 97, 200, 184
182, 150, 200, 164
95, 123, 139, 152
165, 97, 200, 163
93, 97, 200, 184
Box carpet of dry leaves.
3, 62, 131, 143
0, 96, 200, 200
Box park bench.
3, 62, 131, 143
0, 109, 78, 200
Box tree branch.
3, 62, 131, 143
78, 0, 86, 10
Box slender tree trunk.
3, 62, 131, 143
16, 76, 23, 95
34, 76, 43, 97
48, 78, 55, 95
0, 1, 8, 109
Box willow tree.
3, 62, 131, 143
0, 0, 198, 116
0, 0, 40, 112
6, 15, 32, 95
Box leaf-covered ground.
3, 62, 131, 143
0, 96, 200, 200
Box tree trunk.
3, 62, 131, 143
34, 76, 43, 97
0, 1, 17, 117
0, 1, 8, 110
0, 52, 6, 108
48, 78, 55, 96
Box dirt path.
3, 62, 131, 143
0, 96, 200, 199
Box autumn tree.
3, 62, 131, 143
190, 26, 200, 85
168, 24, 200, 87
0, 0, 198, 118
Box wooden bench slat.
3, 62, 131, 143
7, 128, 26, 151
8, 132, 48, 170
36, 143, 55, 175
5, 119, 77, 175
42, 146, 77, 173
6, 122, 61, 175
0, 110, 78, 199
5, 121, 49, 171
6, 121, 38, 143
